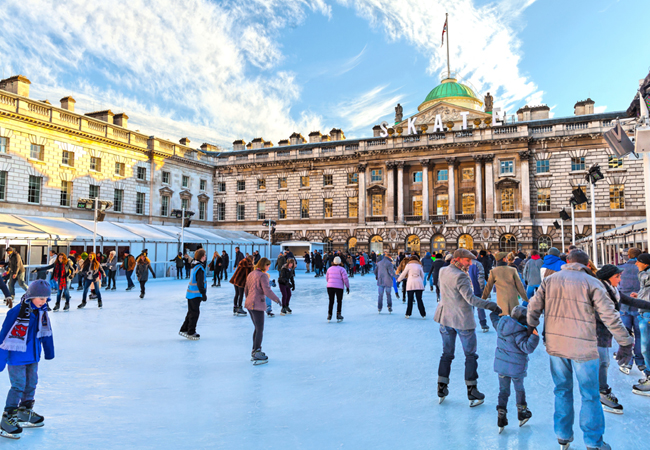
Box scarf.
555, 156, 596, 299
0, 297, 52, 352
452, 260, 469, 274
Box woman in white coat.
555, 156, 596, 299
397, 255, 426, 318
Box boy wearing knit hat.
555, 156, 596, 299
0, 280, 54, 439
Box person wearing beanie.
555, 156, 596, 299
0, 280, 54, 438
5, 248, 28, 304
595, 264, 650, 412
325, 256, 349, 322
523, 250, 544, 303
278, 259, 296, 315
374, 253, 396, 314
631, 253, 650, 396
540, 247, 565, 280
617, 247, 645, 374
489, 305, 540, 433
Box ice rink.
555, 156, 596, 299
1, 271, 648, 449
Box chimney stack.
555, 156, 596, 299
308, 131, 322, 143
179, 137, 191, 146
0, 75, 31, 97
60, 96, 76, 112
574, 98, 595, 116
85, 110, 115, 124
114, 113, 129, 128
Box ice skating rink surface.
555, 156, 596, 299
2, 272, 648, 449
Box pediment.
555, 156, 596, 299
179, 189, 193, 200
367, 184, 387, 194
197, 193, 210, 202
397, 101, 491, 128
159, 186, 174, 195
495, 178, 520, 189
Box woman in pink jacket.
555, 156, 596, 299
397, 255, 426, 319
326, 256, 350, 322
244, 258, 281, 365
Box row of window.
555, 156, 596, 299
535, 156, 624, 174
161, 172, 207, 191
217, 198, 359, 221
159, 197, 207, 220
228, 173, 361, 193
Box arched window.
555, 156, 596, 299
500, 234, 517, 253
370, 235, 383, 254
347, 237, 357, 253
405, 235, 420, 254
538, 235, 552, 255
458, 234, 474, 250
323, 237, 333, 253
431, 234, 446, 253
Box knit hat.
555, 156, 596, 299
25, 279, 51, 300
596, 264, 624, 281
495, 252, 508, 261
445, 254, 453, 261
637, 253, 650, 266
333, 256, 341, 265
510, 305, 528, 326
548, 247, 561, 257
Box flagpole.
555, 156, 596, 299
446, 13, 450, 77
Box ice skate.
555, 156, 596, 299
497, 407, 507, 434
632, 376, 650, 396
286, 306, 292, 314
251, 349, 268, 365
517, 404, 532, 426
558, 436, 573, 449
179, 331, 188, 338
437, 382, 448, 404
336, 313, 343, 323
280, 307, 287, 316
17, 405, 44, 428
481, 326, 489, 333
234, 307, 247, 317
619, 364, 631, 375
53, 302, 60, 312
139, 293, 144, 299
0, 410, 22, 439
405, 315, 410, 319
63, 301, 70, 311
639, 364, 647, 373
388, 307, 392, 314
5, 297, 12, 309
185, 333, 200, 340
600, 388, 623, 414
267, 311, 275, 317
327, 314, 332, 322
587, 444, 611, 450
467, 385, 485, 407
77, 301, 86, 309
98, 299, 103, 309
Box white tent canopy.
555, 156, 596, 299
112, 223, 178, 243
20, 216, 94, 241
0, 214, 50, 241
69, 219, 145, 242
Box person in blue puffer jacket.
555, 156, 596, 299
0, 280, 55, 439
539, 247, 566, 280
422, 252, 434, 291
489, 305, 540, 433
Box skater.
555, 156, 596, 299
104, 251, 118, 290
183, 252, 192, 279
265, 276, 277, 317
230, 255, 253, 316
179, 249, 207, 340
375, 252, 396, 313
5, 248, 28, 304
278, 259, 296, 315
78, 253, 105, 309
396, 257, 408, 302
326, 256, 349, 322
482, 252, 527, 316
221, 250, 229, 280
122, 251, 136, 291
428, 253, 445, 301
209, 251, 221, 287
135, 254, 156, 299
422, 252, 434, 292
170, 252, 184, 280
539, 247, 565, 280
631, 252, 650, 395
489, 306, 540, 433
30, 254, 74, 312
468, 250, 488, 332
527, 250, 633, 450
304, 251, 310, 274
0, 280, 54, 439
397, 255, 426, 319
595, 264, 650, 413
234, 247, 245, 268
275, 252, 286, 273
617, 248, 645, 375
522, 250, 543, 302
434, 249, 502, 407
245, 258, 281, 364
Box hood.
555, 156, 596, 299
531, 254, 541, 260
561, 262, 590, 273
542, 254, 565, 271
191, 260, 205, 267
425, 252, 431, 258
497, 315, 527, 337
408, 260, 422, 266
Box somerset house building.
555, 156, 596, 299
211, 73, 644, 255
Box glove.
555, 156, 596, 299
291, 286, 295, 291
346, 287, 350, 295
486, 302, 501, 315
615, 344, 633, 364
201, 294, 207, 302
527, 325, 535, 336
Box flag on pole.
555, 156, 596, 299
441, 17, 448, 47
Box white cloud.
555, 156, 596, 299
594, 105, 608, 114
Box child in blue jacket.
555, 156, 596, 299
0, 280, 54, 439
489, 305, 539, 433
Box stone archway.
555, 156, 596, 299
405, 234, 421, 254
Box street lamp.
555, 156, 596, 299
262, 219, 276, 259
585, 164, 604, 267
171, 208, 195, 255
77, 197, 113, 253
568, 196, 577, 245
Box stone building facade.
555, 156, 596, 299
0, 75, 216, 225
211, 78, 644, 255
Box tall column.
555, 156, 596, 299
397, 161, 405, 224
421, 159, 430, 222
519, 150, 532, 220
357, 163, 367, 225
446, 157, 456, 221
473, 155, 483, 221
484, 154, 495, 220
385, 161, 395, 223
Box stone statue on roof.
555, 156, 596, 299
395, 103, 403, 123
484, 92, 493, 113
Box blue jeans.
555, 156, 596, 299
265, 297, 273, 314
477, 308, 487, 328
526, 284, 539, 300
549, 356, 603, 448
597, 347, 610, 391
438, 326, 478, 385
392, 277, 398, 294
5, 363, 38, 411
126, 270, 135, 288
639, 312, 650, 376
424, 272, 434, 288
0, 276, 10, 298
498, 375, 526, 408
82, 279, 102, 302
378, 286, 392, 310
620, 311, 645, 368
56, 286, 71, 303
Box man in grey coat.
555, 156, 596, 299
374, 252, 396, 313
434, 249, 501, 406
522, 249, 544, 301
527, 250, 633, 450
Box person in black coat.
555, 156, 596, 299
478, 250, 493, 279
313, 251, 323, 277
304, 251, 311, 274
234, 247, 245, 268
170, 253, 184, 279
428, 253, 446, 301
183, 252, 192, 279
221, 250, 230, 279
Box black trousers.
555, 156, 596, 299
180, 298, 202, 335
406, 290, 426, 317
233, 286, 245, 308
107, 270, 117, 289
140, 280, 147, 296
249, 310, 265, 350
176, 267, 182, 279
327, 287, 343, 316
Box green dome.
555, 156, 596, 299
423, 79, 478, 103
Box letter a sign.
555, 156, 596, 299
604, 120, 635, 157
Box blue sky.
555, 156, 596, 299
1, 0, 648, 149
